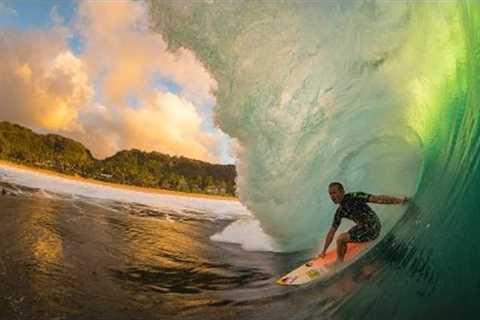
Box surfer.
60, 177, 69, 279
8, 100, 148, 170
317, 182, 408, 263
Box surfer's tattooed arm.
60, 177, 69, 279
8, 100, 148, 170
369, 195, 408, 205
319, 227, 337, 258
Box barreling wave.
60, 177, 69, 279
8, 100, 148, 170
147, 1, 480, 316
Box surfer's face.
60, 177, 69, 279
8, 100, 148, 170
329, 186, 344, 204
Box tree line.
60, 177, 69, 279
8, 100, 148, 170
0, 121, 236, 197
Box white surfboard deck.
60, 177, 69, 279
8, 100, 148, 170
276, 243, 368, 286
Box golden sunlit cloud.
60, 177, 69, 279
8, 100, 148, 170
122, 92, 218, 162
74, 92, 219, 162
76, 1, 217, 106
0, 1, 225, 163
0, 29, 92, 131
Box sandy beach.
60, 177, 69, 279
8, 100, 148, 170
0, 160, 238, 201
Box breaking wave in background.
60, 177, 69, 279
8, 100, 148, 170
147, 1, 480, 317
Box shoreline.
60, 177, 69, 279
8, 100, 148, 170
0, 160, 238, 202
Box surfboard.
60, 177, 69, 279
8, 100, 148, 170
276, 243, 368, 286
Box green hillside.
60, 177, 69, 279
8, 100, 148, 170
0, 121, 236, 197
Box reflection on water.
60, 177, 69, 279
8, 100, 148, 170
1, 182, 443, 320
0, 182, 452, 320
28, 200, 68, 313
0, 185, 290, 319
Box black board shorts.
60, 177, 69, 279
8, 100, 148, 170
348, 221, 381, 243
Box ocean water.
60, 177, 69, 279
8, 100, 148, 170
0, 165, 290, 320
147, 1, 480, 318
1, 165, 390, 320
2, 1, 480, 319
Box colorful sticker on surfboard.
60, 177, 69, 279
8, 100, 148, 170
276, 242, 369, 286
306, 269, 320, 279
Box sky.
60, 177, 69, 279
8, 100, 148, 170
0, 0, 235, 164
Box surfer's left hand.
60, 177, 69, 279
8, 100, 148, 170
402, 196, 409, 204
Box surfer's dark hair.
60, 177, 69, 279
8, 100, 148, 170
329, 182, 344, 191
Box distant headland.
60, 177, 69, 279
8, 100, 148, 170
0, 121, 237, 197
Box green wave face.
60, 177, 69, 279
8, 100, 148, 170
148, 1, 480, 316
339, 3, 480, 317
147, 0, 480, 258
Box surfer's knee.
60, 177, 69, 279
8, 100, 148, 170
336, 233, 349, 245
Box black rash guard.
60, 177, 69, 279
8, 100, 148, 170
331, 192, 381, 242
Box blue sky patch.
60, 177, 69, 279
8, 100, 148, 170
151, 72, 182, 94
1, 0, 76, 30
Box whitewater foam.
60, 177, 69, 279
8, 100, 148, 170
211, 218, 282, 252
0, 164, 295, 252
0, 164, 249, 221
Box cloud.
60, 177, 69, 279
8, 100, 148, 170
76, 1, 217, 106
72, 0, 221, 161
123, 92, 218, 161
0, 1, 224, 163
0, 29, 93, 131
71, 92, 220, 162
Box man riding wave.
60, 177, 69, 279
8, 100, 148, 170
318, 182, 408, 263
